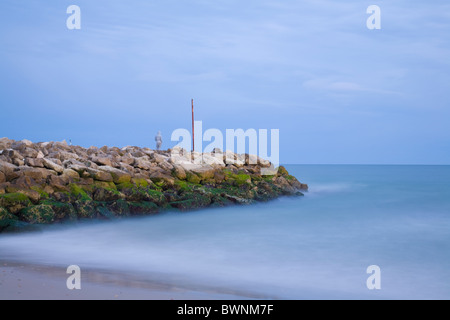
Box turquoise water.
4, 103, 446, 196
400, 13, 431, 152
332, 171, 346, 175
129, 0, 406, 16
0, 165, 449, 299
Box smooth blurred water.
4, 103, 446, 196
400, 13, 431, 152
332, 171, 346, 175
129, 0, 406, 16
1, 165, 449, 299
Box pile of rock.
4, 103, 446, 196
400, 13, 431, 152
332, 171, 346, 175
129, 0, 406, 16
0, 138, 307, 232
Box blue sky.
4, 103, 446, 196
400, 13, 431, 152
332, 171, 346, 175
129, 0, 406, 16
1, 0, 449, 164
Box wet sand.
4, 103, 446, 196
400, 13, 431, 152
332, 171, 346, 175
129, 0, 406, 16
0, 262, 257, 300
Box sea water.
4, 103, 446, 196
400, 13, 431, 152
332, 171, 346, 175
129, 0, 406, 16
0, 165, 449, 299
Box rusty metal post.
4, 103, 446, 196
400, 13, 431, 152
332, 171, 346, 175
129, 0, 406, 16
191, 99, 194, 152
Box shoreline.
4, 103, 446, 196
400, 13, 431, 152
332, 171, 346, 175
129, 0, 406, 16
0, 260, 271, 300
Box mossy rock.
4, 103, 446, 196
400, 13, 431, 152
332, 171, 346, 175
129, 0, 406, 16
277, 166, 289, 176
30, 186, 50, 200
174, 192, 211, 210
96, 205, 116, 220
0, 193, 32, 214
116, 181, 134, 191
0, 207, 20, 232
146, 189, 166, 205
234, 174, 251, 185
92, 187, 122, 202
40, 200, 77, 221
186, 171, 201, 184
19, 204, 56, 224
93, 181, 117, 191
73, 200, 96, 219
69, 184, 92, 201
174, 180, 198, 192
128, 201, 159, 215
210, 195, 234, 207
131, 178, 149, 188
106, 199, 130, 217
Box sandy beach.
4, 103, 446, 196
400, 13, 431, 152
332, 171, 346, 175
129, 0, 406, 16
0, 261, 256, 300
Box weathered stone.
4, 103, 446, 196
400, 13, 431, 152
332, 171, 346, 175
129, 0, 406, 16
131, 150, 146, 158
120, 154, 135, 166
43, 185, 55, 195
91, 156, 113, 167
59, 151, 80, 161
213, 171, 225, 184
20, 147, 38, 158
135, 157, 152, 170
18, 167, 47, 181
192, 167, 216, 181
0, 137, 14, 150
120, 163, 135, 174
0, 193, 32, 214
0, 161, 19, 181
277, 166, 289, 176
93, 187, 121, 202
149, 172, 175, 186
36, 151, 45, 159
13, 158, 25, 166
202, 154, 225, 167
67, 164, 89, 176
63, 168, 80, 180
84, 160, 99, 169
128, 201, 159, 215
74, 200, 97, 219
43, 158, 64, 173
274, 176, 296, 195
153, 154, 169, 164
0, 183, 9, 194
63, 159, 84, 168
47, 175, 68, 191
158, 161, 174, 172
20, 204, 55, 224
7, 176, 37, 190
2, 149, 23, 160
86, 168, 113, 182
0, 172, 5, 184
16, 189, 41, 204
25, 158, 44, 168
87, 146, 98, 156
186, 171, 201, 184
258, 158, 271, 168
172, 165, 186, 180
0, 206, 19, 232
98, 166, 131, 184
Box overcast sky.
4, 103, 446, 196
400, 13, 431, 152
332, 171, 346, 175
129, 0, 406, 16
1, 0, 449, 164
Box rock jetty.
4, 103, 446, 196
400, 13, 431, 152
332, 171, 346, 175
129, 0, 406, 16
0, 138, 308, 232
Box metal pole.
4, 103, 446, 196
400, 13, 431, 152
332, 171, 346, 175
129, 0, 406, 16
191, 99, 194, 152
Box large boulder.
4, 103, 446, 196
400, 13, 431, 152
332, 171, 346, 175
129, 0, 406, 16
0, 206, 19, 232
135, 157, 152, 170
1, 149, 23, 160
19, 205, 55, 224
91, 156, 114, 167
172, 165, 186, 180
62, 168, 80, 180
98, 166, 131, 184
86, 168, 113, 182
18, 167, 53, 181
43, 158, 64, 173
0, 138, 14, 150
149, 172, 175, 186
0, 193, 32, 214
20, 147, 38, 158
25, 158, 44, 168
0, 161, 19, 181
